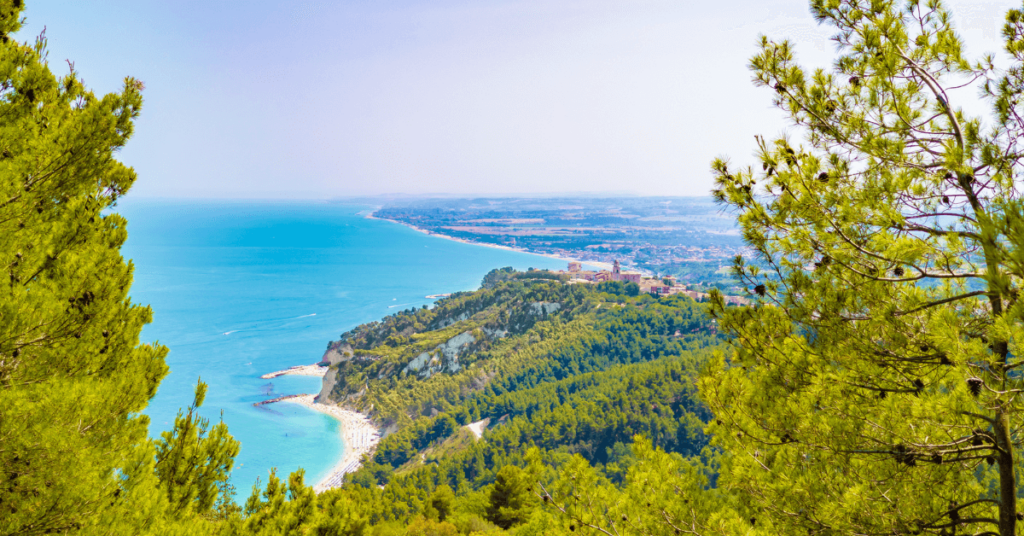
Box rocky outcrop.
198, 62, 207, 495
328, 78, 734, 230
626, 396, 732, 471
317, 343, 354, 402
402, 331, 476, 379
320, 342, 353, 366
433, 312, 471, 329
317, 367, 337, 401
481, 326, 507, 339
528, 301, 561, 316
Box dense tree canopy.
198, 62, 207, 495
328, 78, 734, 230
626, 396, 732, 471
707, 0, 1024, 535
0, 4, 241, 534
0, 6, 168, 535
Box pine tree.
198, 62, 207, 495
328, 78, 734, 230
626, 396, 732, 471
428, 485, 455, 522
0, 1, 175, 533
154, 379, 240, 517
543, 438, 754, 535
706, 1, 1024, 534
485, 465, 533, 529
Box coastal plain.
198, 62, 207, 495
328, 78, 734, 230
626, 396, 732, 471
367, 196, 744, 285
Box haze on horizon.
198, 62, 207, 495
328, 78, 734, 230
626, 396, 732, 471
19, 0, 1019, 199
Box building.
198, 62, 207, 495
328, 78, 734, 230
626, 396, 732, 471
620, 272, 642, 283
610, 260, 642, 283
639, 278, 671, 295
562, 259, 642, 284
557, 261, 748, 304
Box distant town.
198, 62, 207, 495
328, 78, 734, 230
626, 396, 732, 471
556, 260, 749, 306
361, 196, 752, 295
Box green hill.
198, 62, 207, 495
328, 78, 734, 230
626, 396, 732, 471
292, 269, 724, 532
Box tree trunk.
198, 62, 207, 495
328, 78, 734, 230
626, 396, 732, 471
997, 411, 1016, 536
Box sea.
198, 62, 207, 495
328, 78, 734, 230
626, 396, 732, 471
116, 199, 575, 495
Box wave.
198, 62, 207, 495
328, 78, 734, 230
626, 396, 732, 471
218, 313, 318, 336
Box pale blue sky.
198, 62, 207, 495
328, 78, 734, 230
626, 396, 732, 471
17, 1, 1019, 199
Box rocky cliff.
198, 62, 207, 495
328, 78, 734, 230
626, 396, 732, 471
314, 275, 595, 426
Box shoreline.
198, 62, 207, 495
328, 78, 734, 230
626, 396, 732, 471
260, 363, 328, 379
365, 211, 613, 271
281, 394, 380, 493
272, 208, 626, 493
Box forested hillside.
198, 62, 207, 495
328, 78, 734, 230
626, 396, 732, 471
319, 270, 716, 428
226, 271, 727, 534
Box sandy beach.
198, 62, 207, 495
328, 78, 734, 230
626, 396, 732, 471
366, 211, 614, 271
260, 363, 328, 379
282, 394, 380, 492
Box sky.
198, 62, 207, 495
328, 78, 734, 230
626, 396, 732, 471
16, 0, 1022, 199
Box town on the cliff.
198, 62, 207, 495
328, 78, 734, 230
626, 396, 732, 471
556, 260, 749, 306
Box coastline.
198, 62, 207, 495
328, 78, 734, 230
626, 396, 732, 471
269, 208, 611, 493
267, 210, 595, 493
365, 211, 614, 271
281, 394, 380, 493
260, 363, 328, 379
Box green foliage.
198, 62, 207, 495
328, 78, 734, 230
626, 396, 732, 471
481, 267, 515, 289
154, 379, 240, 516
349, 291, 716, 483
0, 4, 185, 533
244, 284, 721, 536
327, 280, 616, 424
233, 470, 323, 536
0, 4, 249, 534
705, 1, 1024, 535
327, 278, 716, 429
485, 466, 533, 529
429, 485, 456, 522
373, 413, 462, 468
540, 437, 754, 535
227, 276, 722, 534
404, 516, 459, 536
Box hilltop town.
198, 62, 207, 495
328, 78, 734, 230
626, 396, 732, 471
557, 260, 749, 306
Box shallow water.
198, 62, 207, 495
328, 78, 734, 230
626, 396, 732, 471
117, 199, 574, 493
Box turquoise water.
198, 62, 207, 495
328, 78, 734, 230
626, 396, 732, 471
116, 199, 573, 494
